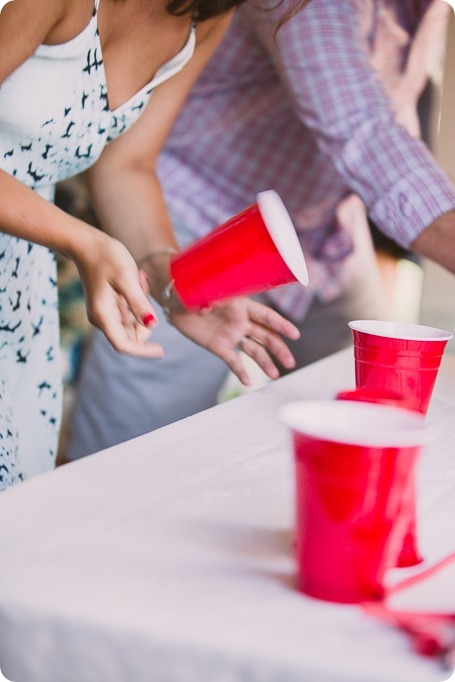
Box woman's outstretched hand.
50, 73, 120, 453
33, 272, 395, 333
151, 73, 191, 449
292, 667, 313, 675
168, 296, 300, 386
72, 233, 164, 358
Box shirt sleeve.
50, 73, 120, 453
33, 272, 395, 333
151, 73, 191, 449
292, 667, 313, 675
251, 0, 455, 248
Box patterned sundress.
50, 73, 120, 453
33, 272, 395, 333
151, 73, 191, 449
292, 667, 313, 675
0, 0, 195, 488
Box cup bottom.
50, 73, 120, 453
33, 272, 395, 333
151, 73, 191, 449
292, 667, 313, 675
297, 573, 385, 604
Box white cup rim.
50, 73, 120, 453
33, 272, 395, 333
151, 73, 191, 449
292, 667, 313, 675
257, 190, 309, 287
280, 400, 429, 448
348, 320, 453, 342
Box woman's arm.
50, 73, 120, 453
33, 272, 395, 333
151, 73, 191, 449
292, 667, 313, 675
0, 0, 63, 80
85, 15, 300, 385
0, 162, 163, 356
85, 15, 233, 271
0, 0, 162, 357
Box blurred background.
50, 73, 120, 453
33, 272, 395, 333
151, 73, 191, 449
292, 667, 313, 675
420, 8, 455, 354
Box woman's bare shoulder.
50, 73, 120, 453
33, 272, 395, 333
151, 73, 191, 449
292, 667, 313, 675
0, 0, 71, 37
0, 0, 90, 81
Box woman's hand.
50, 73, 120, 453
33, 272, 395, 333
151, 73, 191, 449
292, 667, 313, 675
168, 297, 300, 386
72, 232, 164, 358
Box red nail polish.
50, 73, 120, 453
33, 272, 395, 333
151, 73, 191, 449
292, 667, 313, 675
142, 313, 155, 327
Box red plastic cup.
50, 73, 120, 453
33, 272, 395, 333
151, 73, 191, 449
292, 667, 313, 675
348, 321, 453, 415
336, 387, 424, 568
335, 387, 412, 409
169, 190, 308, 310
280, 400, 428, 604
348, 320, 453, 568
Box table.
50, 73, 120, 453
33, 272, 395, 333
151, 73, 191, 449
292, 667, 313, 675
0, 348, 454, 682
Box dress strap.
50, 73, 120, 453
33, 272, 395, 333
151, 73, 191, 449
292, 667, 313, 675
94, 0, 101, 12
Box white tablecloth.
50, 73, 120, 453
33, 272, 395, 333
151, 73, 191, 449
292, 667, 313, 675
0, 348, 454, 682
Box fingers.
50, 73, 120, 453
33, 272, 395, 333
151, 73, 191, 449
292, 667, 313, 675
242, 302, 298, 370
169, 296, 298, 383
113, 337, 164, 358
92, 293, 163, 358
77, 237, 162, 356
237, 336, 280, 379
243, 327, 296, 370
102, 319, 164, 358
246, 300, 300, 341
242, 301, 297, 370
117, 293, 158, 338
138, 268, 150, 294
218, 349, 251, 386
119, 270, 158, 331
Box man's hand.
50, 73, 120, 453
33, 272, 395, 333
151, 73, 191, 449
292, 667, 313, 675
168, 297, 300, 386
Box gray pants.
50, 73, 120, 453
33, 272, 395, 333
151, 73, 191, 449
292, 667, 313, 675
65, 262, 387, 461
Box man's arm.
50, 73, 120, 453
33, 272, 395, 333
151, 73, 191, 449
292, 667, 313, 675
251, 0, 455, 266
411, 210, 455, 274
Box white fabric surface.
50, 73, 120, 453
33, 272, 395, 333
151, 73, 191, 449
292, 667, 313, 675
0, 348, 454, 682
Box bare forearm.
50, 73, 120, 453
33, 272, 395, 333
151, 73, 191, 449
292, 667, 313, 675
85, 164, 177, 303
0, 168, 98, 259
411, 210, 455, 275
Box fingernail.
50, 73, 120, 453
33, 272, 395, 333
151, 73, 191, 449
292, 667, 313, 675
140, 270, 150, 286
142, 313, 156, 327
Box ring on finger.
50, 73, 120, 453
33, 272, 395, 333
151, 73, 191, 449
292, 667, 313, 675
237, 335, 263, 351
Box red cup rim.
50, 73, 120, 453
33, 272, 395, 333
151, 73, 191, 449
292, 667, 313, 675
257, 190, 309, 287
348, 320, 453, 342
280, 400, 428, 448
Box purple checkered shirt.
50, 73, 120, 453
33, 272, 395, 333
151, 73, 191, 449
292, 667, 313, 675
158, 0, 455, 320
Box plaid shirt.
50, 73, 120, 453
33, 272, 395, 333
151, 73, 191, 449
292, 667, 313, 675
158, 0, 455, 320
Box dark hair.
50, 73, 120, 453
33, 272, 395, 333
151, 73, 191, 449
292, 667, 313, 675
166, 0, 245, 21
166, 0, 310, 25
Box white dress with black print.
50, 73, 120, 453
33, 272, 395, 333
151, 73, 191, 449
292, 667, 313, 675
0, 0, 196, 489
